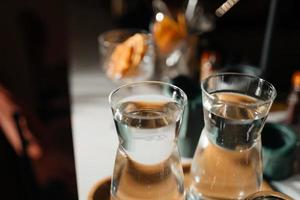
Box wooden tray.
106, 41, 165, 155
88, 164, 272, 200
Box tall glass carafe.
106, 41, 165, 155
109, 81, 187, 200
188, 73, 277, 200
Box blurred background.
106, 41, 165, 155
70, 0, 300, 98
0, 0, 75, 199
0, 0, 299, 199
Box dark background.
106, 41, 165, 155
0, 0, 76, 199
0, 0, 299, 199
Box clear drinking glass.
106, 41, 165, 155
188, 73, 277, 200
109, 81, 187, 200
98, 29, 154, 84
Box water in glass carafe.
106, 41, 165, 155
109, 81, 188, 200
188, 73, 277, 200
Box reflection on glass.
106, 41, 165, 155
244, 191, 293, 200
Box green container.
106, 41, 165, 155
262, 123, 299, 180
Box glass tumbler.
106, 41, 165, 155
188, 73, 277, 200
109, 81, 187, 200
98, 29, 154, 83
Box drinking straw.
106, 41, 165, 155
215, 0, 240, 17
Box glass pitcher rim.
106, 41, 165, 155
109, 81, 188, 109
98, 28, 151, 48
201, 72, 277, 107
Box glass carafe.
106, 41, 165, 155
109, 81, 187, 200
188, 73, 277, 200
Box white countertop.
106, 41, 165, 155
69, 67, 117, 200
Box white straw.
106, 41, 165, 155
215, 0, 240, 17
